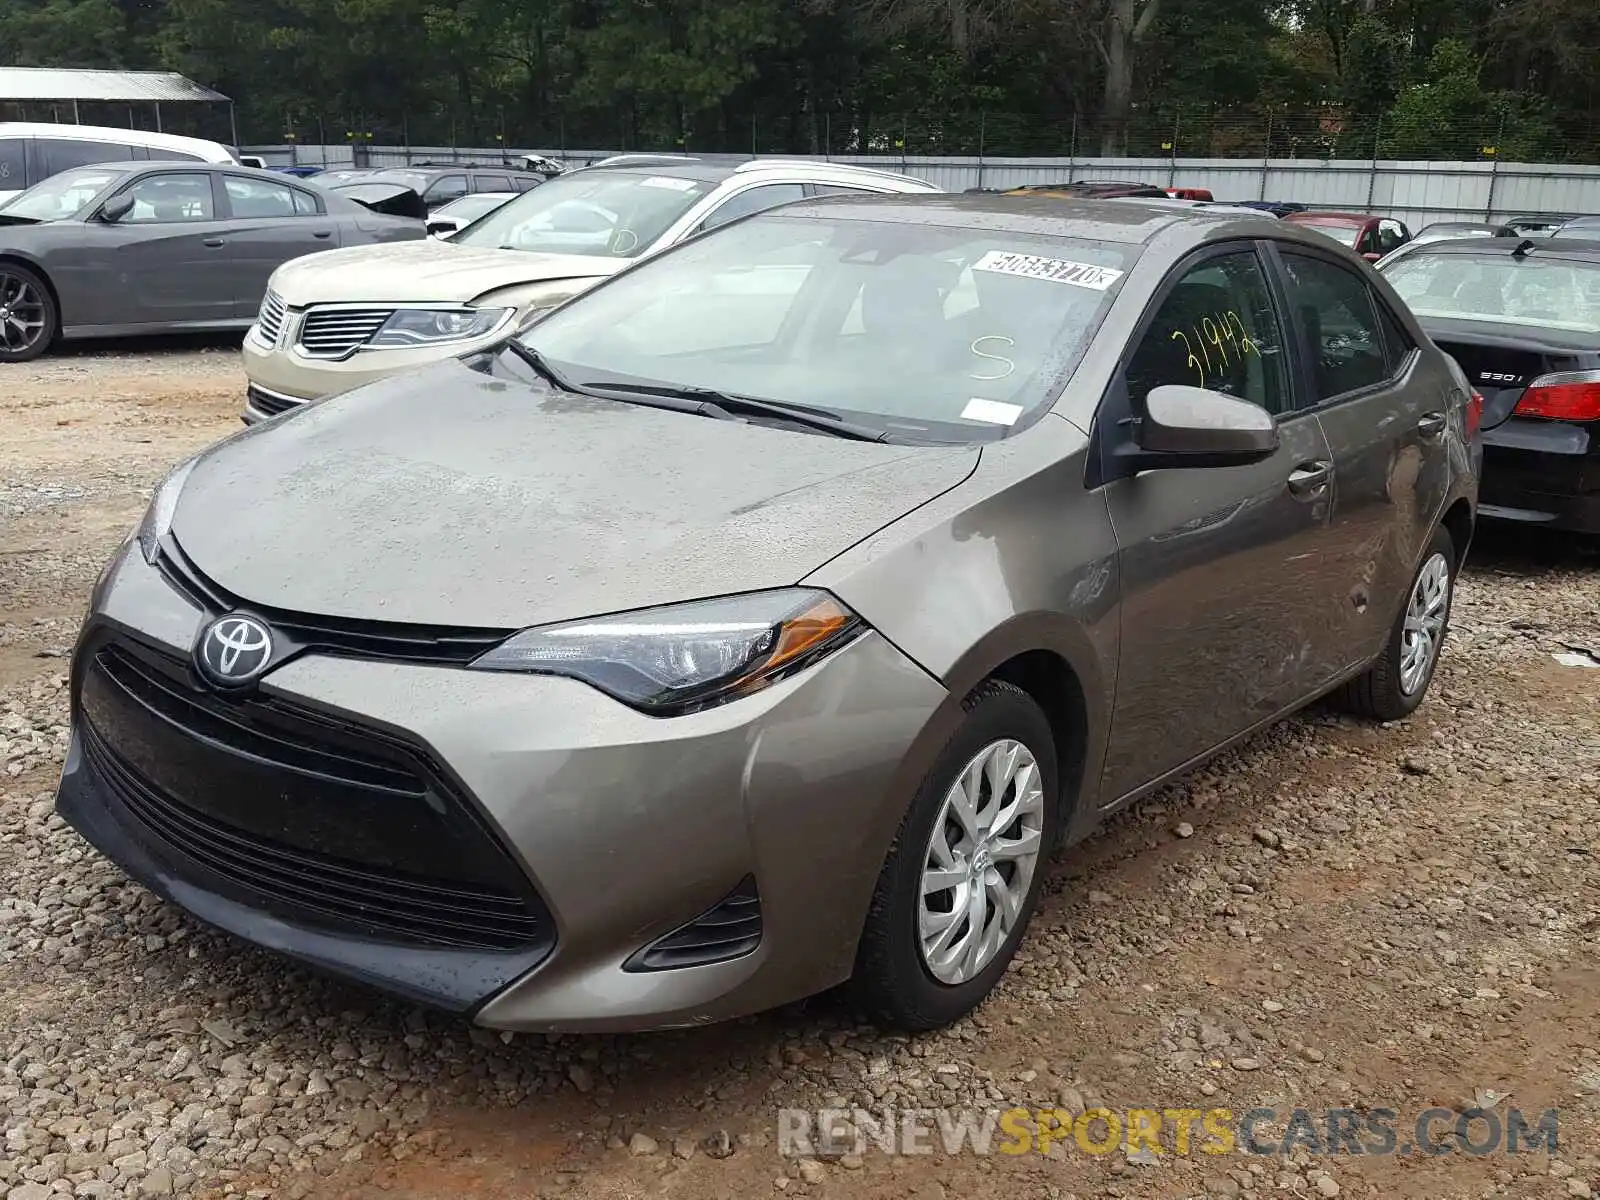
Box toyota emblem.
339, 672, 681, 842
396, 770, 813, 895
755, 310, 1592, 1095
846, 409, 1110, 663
196, 614, 274, 686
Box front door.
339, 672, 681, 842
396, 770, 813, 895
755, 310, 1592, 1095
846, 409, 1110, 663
1098, 243, 1339, 802
1274, 247, 1456, 669
113, 171, 237, 326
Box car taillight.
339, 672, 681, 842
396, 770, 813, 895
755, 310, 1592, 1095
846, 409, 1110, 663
1466, 391, 1484, 437
1513, 370, 1600, 421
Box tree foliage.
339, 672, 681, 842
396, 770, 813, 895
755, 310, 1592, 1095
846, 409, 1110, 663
1, 0, 1597, 158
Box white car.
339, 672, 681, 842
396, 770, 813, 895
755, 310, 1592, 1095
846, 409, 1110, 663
426, 191, 518, 239
240, 156, 940, 420
0, 122, 237, 207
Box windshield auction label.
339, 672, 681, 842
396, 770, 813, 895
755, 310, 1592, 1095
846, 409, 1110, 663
973, 251, 1124, 290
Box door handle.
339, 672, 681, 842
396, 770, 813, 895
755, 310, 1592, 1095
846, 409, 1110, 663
312, 230, 333, 239
1287, 460, 1332, 499
202, 238, 225, 248
1417, 411, 1446, 439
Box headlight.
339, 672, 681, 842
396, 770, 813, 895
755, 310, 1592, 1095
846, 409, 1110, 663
514, 282, 595, 331
135, 457, 199, 565
470, 589, 863, 714
367, 307, 512, 348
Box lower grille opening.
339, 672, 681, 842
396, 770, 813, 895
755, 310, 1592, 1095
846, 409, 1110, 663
246, 386, 299, 417
624, 876, 761, 972
77, 635, 554, 954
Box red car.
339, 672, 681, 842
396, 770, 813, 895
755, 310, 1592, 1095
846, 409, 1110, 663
1165, 187, 1214, 201
1283, 211, 1412, 262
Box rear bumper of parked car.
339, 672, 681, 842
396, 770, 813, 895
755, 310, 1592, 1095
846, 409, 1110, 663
56, 541, 947, 1031
1479, 417, 1600, 534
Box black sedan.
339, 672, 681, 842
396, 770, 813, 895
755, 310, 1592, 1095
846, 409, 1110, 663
0, 161, 424, 362
1381, 237, 1600, 533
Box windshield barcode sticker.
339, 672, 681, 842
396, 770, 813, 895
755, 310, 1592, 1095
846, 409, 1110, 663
640, 176, 699, 191
961, 398, 1025, 425
973, 251, 1124, 290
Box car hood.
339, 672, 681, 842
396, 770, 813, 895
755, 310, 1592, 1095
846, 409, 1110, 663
268, 239, 623, 305
170, 359, 980, 629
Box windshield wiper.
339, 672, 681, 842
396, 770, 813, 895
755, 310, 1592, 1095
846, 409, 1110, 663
501, 343, 888, 441
584, 381, 890, 442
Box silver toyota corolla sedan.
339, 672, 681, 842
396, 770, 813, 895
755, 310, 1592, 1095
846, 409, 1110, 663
58, 194, 1479, 1033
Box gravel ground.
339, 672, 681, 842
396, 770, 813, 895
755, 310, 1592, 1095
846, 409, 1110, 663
2, 346, 1598, 1200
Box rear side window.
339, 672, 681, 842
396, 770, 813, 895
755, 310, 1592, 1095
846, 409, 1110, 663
474, 174, 512, 191
292, 189, 319, 215
1280, 252, 1390, 400
424, 175, 469, 204
700, 183, 808, 232
512, 176, 540, 192
223, 175, 298, 217
0, 139, 23, 187
41, 138, 137, 176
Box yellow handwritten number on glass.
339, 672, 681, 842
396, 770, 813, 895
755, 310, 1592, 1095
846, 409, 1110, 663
1172, 330, 1205, 388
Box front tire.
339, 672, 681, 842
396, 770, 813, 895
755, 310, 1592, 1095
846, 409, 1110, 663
1337, 525, 1456, 720
0, 263, 57, 363
851, 681, 1059, 1031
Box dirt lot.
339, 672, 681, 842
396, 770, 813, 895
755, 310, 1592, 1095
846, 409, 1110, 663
2, 345, 1598, 1200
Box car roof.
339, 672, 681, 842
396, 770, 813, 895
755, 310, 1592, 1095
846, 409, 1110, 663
763, 191, 1292, 246
0, 121, 234, 160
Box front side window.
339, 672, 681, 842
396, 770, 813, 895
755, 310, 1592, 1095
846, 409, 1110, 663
1382, 250, 1600, 335
122, 173, 216, 223
1, 167, 123, 221
700, 183, 808, 231
1125, 251, 1291, 415
519, 213, 1138, 442
455, 169, 715, 258
223, 175, 298, 217
1279, 252, 1390, 399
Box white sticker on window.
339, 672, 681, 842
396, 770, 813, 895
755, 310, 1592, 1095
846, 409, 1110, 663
640, 175, 699, 191
972, 250, 1124, 290
961, 398, 1025, 425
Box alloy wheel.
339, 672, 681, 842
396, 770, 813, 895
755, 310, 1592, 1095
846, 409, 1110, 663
918, 738, 1045, 985
0, 271, 48, 357
1400, 551, 1451, 695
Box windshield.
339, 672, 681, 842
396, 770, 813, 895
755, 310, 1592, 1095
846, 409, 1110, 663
2, 167, 122, 221
1297, 222, 1362, 247
517, 212, 1137, 442
437, 193, 512, 221
454, 169, 714, 257
1383, 251, 1600, 333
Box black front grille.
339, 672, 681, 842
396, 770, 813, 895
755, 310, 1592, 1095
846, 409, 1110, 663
156, 536, 512, 666
246, 385, 299, 417
78, 637, 552, 953
625, 876, 761, 971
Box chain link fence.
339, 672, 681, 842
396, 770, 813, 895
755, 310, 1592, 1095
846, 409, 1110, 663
246, 105, 1600, 167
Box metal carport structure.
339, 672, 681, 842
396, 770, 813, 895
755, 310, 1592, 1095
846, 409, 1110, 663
0, 67, 236, 145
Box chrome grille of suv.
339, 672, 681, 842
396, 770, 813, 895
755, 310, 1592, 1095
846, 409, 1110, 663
297, 308, 395, 358
255, 291, 287, 343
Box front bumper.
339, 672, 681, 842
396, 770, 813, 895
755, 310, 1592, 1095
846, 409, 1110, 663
1480, 417, 1599, 533
241, 327, 508, 407
57, 544, 948, 1030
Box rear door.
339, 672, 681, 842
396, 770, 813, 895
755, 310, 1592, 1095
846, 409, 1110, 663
1098, 242, 1339, 801
1271, 245, 1455, 669
217, 174, 337, 317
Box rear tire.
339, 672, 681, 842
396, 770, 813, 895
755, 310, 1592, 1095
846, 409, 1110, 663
850, 681, 1059, 1031
1336, 525, 1456, 721
0, 262, 57, 364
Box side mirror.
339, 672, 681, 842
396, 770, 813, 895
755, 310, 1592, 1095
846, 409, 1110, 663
426, 220, 455, 238
1120, 384, 1279, 473
99, 193, 135, 223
